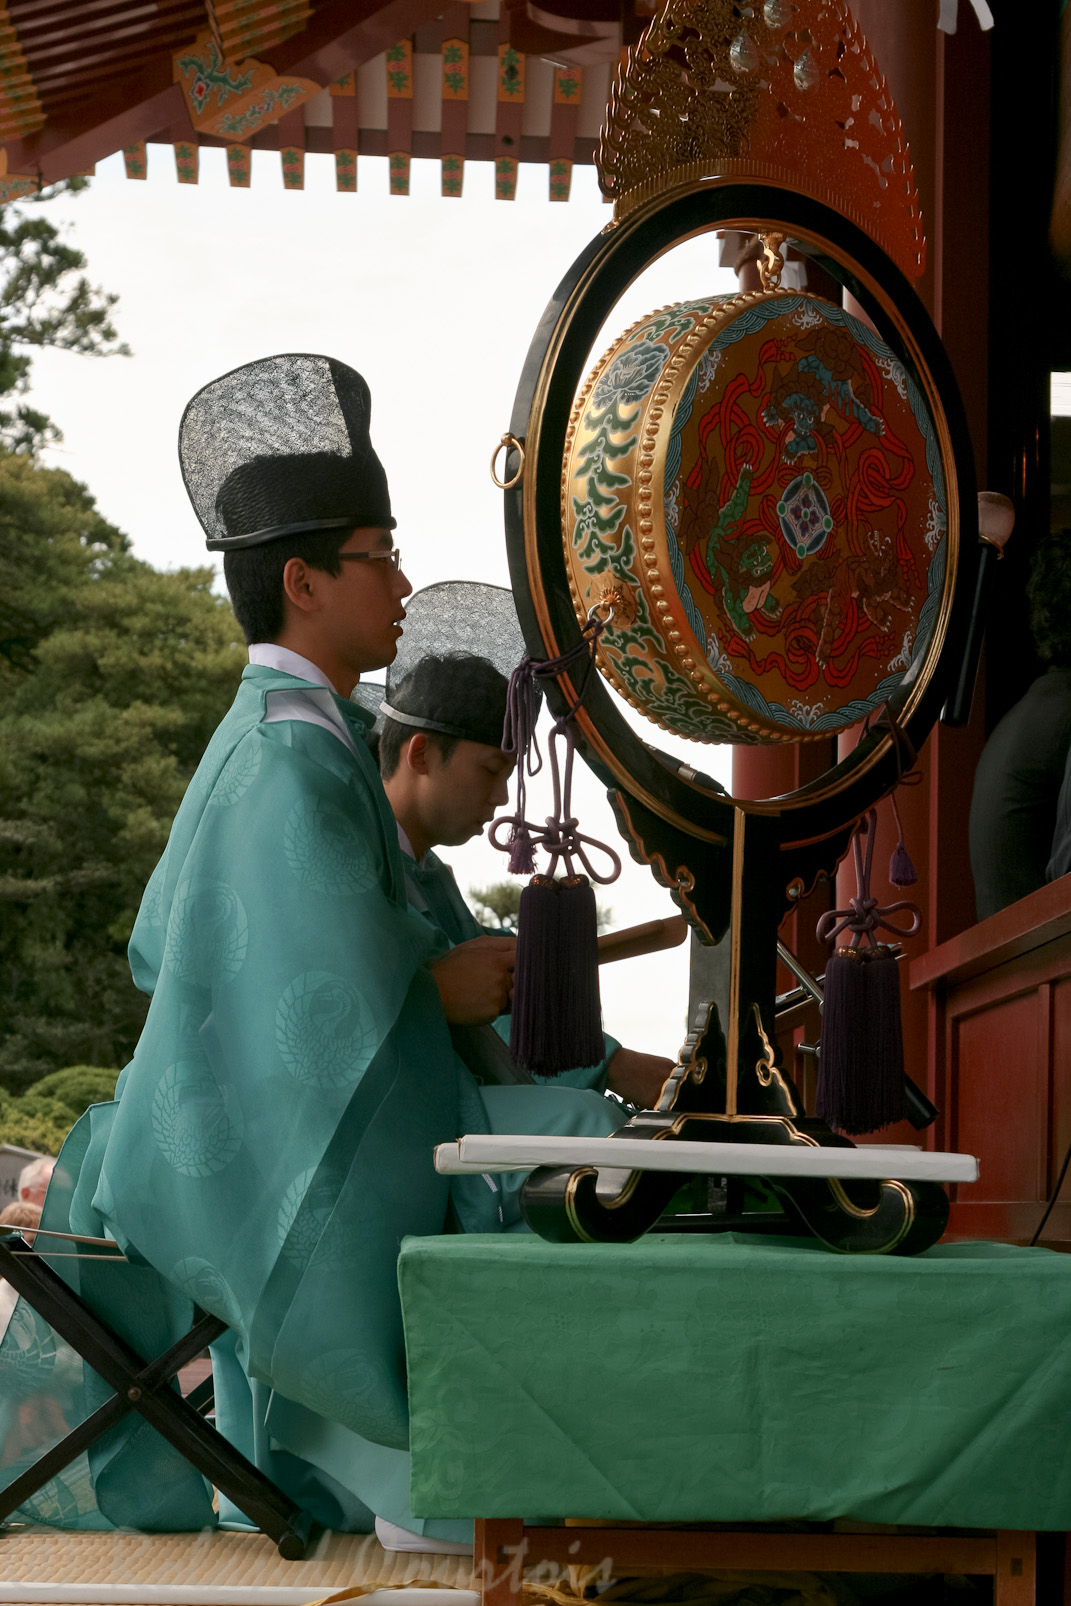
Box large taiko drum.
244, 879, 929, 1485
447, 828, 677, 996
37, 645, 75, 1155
562, 288, 948, 744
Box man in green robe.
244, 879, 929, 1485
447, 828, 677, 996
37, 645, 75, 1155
378, 650, 673, 1112
2, 357, 623, 1547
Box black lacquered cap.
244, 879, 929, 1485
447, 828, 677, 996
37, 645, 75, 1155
179, 353, 395, 550
351, 582, 532, 743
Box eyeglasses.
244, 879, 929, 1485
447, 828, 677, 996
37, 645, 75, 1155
338, 548, 402, 571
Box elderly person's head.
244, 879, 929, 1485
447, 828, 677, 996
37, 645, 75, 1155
18, 1156, 54, 1209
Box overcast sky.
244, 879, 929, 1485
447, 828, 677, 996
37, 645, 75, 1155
26, 147, 739, 1055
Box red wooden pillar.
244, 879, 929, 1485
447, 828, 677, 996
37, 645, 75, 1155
842, 1, 992, 1144
846, 0, 938, 317
728, 6, 992, 1144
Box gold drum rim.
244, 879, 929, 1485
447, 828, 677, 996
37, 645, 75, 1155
562, 283, 950, 748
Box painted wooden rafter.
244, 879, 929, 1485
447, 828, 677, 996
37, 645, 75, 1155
0, 0, 607, 197
2, 0, 449, 184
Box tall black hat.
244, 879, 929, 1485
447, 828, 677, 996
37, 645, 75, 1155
179, 353, 395, 551
352, 581, 530, 746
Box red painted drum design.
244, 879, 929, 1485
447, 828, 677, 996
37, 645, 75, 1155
562, 289, 947, 743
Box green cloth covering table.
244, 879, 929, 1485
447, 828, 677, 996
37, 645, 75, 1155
399, 1232, 1071, 1532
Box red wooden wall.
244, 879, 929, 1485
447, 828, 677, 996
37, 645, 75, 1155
910, 878, 1071, 1246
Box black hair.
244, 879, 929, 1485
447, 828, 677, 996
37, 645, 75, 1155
223, 527, 353, 645
379, 725, 459, 780
1028, 528, 1071, 667
379, 653, 509, 780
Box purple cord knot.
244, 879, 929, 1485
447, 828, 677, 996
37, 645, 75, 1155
846, 895, 879, 929
490, 613, 621, 887
817, 811, 922, 950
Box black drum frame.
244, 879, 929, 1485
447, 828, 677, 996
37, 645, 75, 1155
501, 178, 978, 1254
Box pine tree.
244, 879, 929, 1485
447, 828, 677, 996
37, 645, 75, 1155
0, 454, 244, 1090
0, 179, 128, 456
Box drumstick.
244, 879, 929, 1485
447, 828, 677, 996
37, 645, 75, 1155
596, 914, 688, 964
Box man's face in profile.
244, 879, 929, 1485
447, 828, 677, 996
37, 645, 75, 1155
422, 739, 517, 848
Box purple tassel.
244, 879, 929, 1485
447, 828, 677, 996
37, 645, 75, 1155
816, 945, 907, 1135
555, 875, 604, 1072
888, 789, 917, 887
507, 822, 537, 877
509, 874, 603, 1076
496, 615, 618, 1075
889, 842, 918, 887
816, 809, 921, 1135
510, 877, 561, 1074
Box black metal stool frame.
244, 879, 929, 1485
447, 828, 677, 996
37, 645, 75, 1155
0, 1234, 315, 1559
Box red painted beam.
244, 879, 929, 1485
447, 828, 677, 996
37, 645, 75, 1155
10, 89, 186, 181
6, 0, 449, 184
258, 0, 455, 83
183, 126, 599, 166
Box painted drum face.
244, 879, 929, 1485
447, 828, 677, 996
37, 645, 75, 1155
562, 289, 946, 743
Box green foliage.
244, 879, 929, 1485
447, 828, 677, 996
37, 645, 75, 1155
0, 448, 129, 671
0, 452, 245, 1092
469, 879, 613, 933
469, 880, 522, 932
31, 1064, 118, 1116
0, 1063, 120, 1155
0, 1088, 78, 1156
0, 179, 128, 456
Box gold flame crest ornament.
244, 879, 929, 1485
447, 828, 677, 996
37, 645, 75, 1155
599, 0, 923, 281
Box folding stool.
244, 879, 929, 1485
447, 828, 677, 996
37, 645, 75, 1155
0, 1232, 314, 1558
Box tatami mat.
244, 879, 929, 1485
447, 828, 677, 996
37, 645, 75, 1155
0, 1527, 478, 1605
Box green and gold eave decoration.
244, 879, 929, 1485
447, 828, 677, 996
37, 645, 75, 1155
563, 286, 948, 746
172, 33, 320, 143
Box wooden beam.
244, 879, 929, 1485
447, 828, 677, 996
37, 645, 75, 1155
5, 0, 447, 185
385, 38, 414, 196
438, 3, 469, 198
493, 5, 523, 200
163, 129, 601, 165
474, 1519, 1020, 1604
909, 874, 1071, 993
329, 72, 359, 192
5, 61, 182, 181
548, 64, 581, 200
261, 0, 454, 84
277, 106, 306, 189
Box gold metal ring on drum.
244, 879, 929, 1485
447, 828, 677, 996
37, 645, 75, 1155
490, 432, 525, 491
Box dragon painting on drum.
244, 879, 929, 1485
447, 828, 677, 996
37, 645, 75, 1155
564, 287, 946, 745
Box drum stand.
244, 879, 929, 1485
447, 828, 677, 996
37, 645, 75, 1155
516, 794, 955, 1255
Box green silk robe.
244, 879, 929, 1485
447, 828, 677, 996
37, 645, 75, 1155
0, 664, 621, 1539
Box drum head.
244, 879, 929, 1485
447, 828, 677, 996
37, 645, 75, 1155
563, 288, 947, 745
